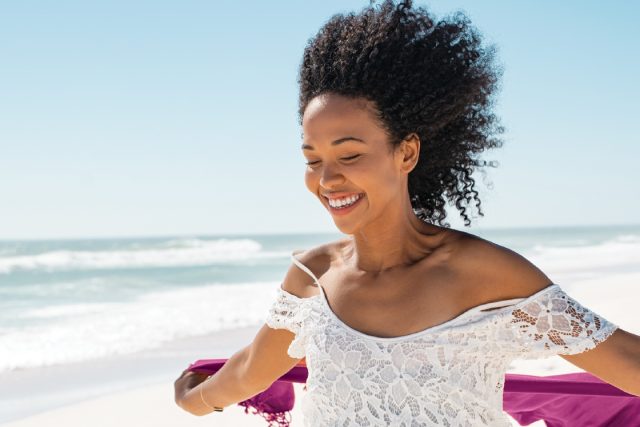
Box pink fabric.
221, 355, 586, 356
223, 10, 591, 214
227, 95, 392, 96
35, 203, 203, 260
188, 358, 306, 427
503, 372, 639, 426
235, 381, 294, 427
187, 359, 639, 426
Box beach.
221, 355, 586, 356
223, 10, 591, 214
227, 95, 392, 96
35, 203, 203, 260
1, 227, 638, 426
3, 272, 638, 427
3, 379, 309, 427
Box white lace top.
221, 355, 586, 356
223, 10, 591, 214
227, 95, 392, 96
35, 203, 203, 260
264, 251, 619, 427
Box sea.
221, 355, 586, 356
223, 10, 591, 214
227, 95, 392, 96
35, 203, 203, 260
1, 224, 639, 375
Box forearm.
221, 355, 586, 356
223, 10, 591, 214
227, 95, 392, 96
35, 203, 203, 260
600, 329, 640, 397
605, 329, 640, 397
178, 345, 268, 416
628, 333, 640, 397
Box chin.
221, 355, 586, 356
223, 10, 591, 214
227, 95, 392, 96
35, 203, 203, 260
333, 221, 359, 235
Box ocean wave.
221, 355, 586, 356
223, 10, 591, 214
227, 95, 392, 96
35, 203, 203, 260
526, 235, 640, 274
0, 281, 278, 372
614, 234, 640, 243
19, 302, 119, 319
0, 238, 268, 274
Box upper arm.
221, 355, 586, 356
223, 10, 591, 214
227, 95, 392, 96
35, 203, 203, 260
241, 248, 322, 390
460, 235, 640, 396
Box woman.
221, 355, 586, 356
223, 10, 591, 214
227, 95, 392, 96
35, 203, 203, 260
175, 1, 639, 425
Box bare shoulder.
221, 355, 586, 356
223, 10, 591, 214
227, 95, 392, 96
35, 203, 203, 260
282, 240, 343, 299
450, 229, 554, 301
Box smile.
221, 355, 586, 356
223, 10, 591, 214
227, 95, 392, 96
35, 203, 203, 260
324, 193, 365, 215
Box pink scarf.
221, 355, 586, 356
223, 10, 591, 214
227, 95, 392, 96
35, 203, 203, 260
188, 359, 639, 426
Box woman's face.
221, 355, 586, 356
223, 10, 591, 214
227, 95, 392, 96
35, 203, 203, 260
301, 92, 418, 234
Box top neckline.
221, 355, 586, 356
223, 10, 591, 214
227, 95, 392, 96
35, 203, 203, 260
289, 250, 558, 342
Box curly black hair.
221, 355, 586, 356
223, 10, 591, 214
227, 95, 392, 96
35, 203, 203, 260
297, 0, 505, 227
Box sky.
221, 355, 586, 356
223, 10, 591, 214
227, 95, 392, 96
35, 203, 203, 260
1, 0, 638, 239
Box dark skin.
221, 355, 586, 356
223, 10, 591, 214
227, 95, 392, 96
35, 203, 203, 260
175, 92, 640, 413
299, 93, 492, 336
174, 368, 209, 410
298, 92, 638, 396
301, 92, 444, 273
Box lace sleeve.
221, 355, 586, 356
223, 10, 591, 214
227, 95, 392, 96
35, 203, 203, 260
496, 284, 619, 360
264, 285, 310, 359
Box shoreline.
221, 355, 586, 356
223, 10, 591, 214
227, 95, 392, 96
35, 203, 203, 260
0, 324, 263, 425
3, 272, 638, 426
2, 380, 310, 427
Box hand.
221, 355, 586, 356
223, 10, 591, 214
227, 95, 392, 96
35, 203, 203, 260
174, 368, 210, 409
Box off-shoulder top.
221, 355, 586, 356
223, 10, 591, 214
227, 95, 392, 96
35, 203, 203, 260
264, 250, 619, 427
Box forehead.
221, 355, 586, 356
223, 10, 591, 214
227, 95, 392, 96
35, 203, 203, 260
302, 93, 382, 140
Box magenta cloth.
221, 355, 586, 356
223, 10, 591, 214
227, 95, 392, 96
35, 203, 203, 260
503, 372, 639, 426
187, 359, 640, 427
188, 358, 307, 427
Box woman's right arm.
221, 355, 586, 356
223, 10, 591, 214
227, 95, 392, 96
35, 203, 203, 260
175, 251, 317, 416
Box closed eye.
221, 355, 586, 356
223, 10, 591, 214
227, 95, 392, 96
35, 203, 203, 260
305, 154, 361, 166
342, 154, 361, 161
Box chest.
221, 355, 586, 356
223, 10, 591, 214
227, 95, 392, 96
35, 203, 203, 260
318, 260, 478, 339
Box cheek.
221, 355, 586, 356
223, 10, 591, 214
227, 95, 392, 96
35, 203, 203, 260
365, 163, 402, 201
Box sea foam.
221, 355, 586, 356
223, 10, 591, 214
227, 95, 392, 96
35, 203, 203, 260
0, 281, 278, 373
0, 238, 266, 273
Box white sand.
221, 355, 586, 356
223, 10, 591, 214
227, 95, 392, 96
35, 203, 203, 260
3, 272, 638, 427
3, 382, 309, 427
1, 381, 543, 427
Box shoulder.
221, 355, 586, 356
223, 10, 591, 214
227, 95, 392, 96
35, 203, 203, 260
282, 240, 343, 299
448, 229, 554, 301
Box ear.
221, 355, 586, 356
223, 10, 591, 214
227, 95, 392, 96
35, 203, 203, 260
396, 133, 420, 174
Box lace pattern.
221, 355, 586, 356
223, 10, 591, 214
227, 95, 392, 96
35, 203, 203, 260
264, 258, 619, 426
496, 284, 619, 360
265, 285, 316, 359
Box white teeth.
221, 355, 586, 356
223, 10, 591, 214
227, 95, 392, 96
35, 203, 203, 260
328, 194, 362, 208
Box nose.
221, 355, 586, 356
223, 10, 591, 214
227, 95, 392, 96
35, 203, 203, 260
319, 163, 346, 189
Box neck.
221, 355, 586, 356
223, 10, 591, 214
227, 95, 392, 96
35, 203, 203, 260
340, 195, 446, 274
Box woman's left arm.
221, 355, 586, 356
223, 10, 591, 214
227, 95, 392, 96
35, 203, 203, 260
560, 328, 640, 396
465, 237, 640, 397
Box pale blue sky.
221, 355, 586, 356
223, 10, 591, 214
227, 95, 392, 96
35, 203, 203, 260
1, 1, 638, 239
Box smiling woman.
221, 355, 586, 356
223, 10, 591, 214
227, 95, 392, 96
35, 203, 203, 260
175, 1, 639, 426
300, 93, 430, 235
297, 0, 505, 229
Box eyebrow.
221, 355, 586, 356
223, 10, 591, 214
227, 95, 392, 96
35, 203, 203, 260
301, 137, 366, 150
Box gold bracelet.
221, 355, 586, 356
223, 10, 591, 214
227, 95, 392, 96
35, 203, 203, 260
199, 374, 224, 412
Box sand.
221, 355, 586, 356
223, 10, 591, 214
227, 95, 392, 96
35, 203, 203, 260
3, 382, 308, 427
3, 272, 638, 427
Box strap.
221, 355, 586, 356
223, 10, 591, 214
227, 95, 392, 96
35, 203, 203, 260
474, 283, 557, 312
290, 251, 321, 287
290, 249, 531, 312
475, 297, 527, 312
